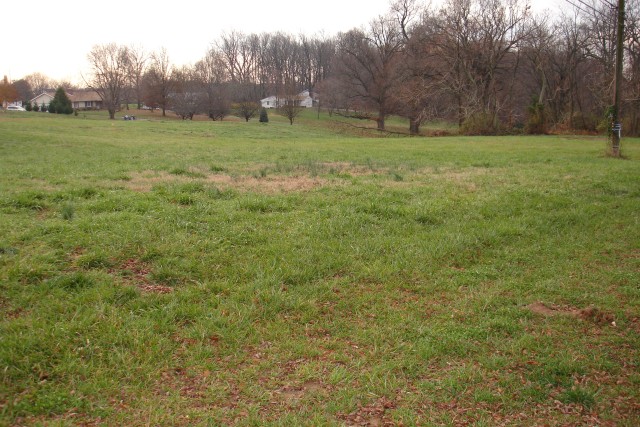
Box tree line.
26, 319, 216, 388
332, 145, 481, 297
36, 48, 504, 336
4, 0, 639, 135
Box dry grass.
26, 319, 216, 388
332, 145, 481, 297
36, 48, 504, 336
122, 165, 495, 195
124, 170, 328, 194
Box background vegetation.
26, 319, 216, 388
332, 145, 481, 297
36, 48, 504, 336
3, 0, 640, 137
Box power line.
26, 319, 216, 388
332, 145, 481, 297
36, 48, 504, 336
575, 0, 616, 14
563, 0, 615, 20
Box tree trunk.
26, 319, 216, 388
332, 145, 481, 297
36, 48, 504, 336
458, 96, 464, 128
109, 108, 116, 120
377, 117, 385, 131
409, 117, 420, 135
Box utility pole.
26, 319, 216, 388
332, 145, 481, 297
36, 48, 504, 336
611, 0, 625, 157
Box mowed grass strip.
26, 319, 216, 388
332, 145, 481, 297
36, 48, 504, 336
0, 113, 639, 425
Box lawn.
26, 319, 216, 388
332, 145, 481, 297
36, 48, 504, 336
1, 111, 639, 425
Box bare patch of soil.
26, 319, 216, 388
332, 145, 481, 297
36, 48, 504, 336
109, 258, 173, 294
0, 296, 25, 320
11, 413, 104, 427
156, 367, 208, 400
338, 396, 396, 426
124, 170, 328, 194
526, 302, 615, 325
279, 381, 326, 403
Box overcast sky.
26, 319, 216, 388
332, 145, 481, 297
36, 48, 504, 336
2, 0, 565, 84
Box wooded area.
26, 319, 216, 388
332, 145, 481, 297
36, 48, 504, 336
4, 0, 639, 136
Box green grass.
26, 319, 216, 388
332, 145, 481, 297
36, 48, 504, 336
1, 111, 639, 425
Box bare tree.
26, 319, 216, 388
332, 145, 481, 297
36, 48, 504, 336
12, 79, 33, 103
144, 48, 174, 116
218, 31, 257, 84
127, 45, 149, 109
171, 65, 201, 120
195, 49, 230, 120
429, 0, 532, 130
277, 85, 305, 124
334, 14, 405, 130
624, 0, 640, 134
24, 72, 53, 96
389, 0, 440, 134
233, 100, 260, 122
85, 43, 130, 119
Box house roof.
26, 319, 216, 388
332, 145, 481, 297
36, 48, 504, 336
30, 90, 102, 104
260, 90, 313, 103
69, 90, 101, 102
30, 92, 54, 103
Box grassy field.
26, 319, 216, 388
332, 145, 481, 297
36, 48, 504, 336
1, 110, 639, 426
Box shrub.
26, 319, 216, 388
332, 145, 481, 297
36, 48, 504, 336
597, 105, 615, 135
259, 108, 269, 123
569, 112, 598, 132
49, 87, 74, 115
461, 112, 501, 135
525, 102, 546, 134
61, 203, 75, 220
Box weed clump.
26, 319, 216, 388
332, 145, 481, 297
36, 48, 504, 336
60, 203, 75, 220
49, 272, 95, 290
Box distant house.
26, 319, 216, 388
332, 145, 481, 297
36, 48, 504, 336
69, 90, 102, 110
30, 89, 102, 110
30, 92, 54, 109
261, 90, 316, 109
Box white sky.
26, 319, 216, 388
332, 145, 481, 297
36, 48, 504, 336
2, 0, 564, 84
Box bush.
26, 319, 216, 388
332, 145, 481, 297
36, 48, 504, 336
49, 87, 73, 115
259, 108, 269, 123
25, 101, 32, 112
570, 112, 598, 132
461, 112, 501, 135
597, 105, 615, 135
525, 102, 546, 134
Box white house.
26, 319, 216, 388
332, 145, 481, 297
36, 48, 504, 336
30, 90, 102, 110
30, 92, 55, 109
261, 90, 315, 109
69, 90, 102, 110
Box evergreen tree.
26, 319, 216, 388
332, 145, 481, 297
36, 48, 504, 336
25, 101, 32, 112
259, 108, 269, 123
50, 87, 73, 114
33, 103, 39, 112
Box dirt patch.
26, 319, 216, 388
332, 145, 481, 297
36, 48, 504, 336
526, 302, 615, 325
109, 258, 173, 294
156, 367, 208, 400
279, 381, 326, 403
338, 396, 396, 426
124, 170, 328, 194
11, 413, 104, 427
0, 296, 25, 320
123, 165, 496, 194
